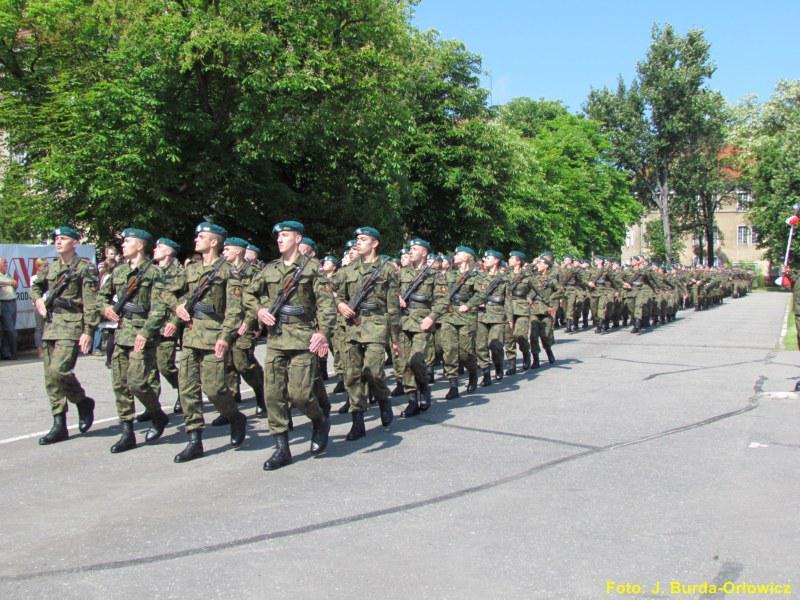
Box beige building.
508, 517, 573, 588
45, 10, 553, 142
621, 189, 769, 274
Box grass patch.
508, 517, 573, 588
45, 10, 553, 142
784, 299, 798, 351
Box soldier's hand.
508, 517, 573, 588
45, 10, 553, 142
458, 304, 469, 313
398, 295, 407, 309
337, 302, 356, 319
420, 316, 434, 331
309, 332, 329, 357
257, 308, 276, 327
176, 303, 191, 322
103, 306, 120, 322
214, 339, 229, 359
392, 342, 400, 357
623, 283, 632, 289
163, 322, 177, 337
35, 298, 47, 318
237, 322, 249, 336
78, 333, 92, 355
133, 334, 146, 353
587, 282, 596, 288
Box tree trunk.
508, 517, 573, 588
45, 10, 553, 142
658, 177, 672, 263
700, 192, 715, 267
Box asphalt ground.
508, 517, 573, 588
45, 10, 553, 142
1, 291, 798, 599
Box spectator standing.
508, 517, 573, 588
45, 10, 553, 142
30, 258, 49, 359
0, 256, 18, 360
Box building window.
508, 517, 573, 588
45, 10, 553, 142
737, 225, 750, 245
624, 227, 634, 248
736, 191, 752, 212
751, 227, 759, 245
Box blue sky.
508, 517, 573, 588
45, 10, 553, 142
411, 0, 799, 112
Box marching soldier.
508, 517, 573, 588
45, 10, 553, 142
209, 237, 267, 426
334, 226, 399, 439
244, 221, 335, 471
98, 228, 170, 452
559, 255, 586, 332
31, 226, 99, 445
397, 239, 446, 417
586, 255, 621, 334
530, 255, 559, 366
505, 250, 533, 374
245, 243, 265, 270
172, 222, 248, 463
438, 245, 483, 398
475, 249, 512, 386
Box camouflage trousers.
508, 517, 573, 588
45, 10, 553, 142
476, 321, 505, 370
439, 320, 477, 378
400, 329, 431, 393
530, 314, 555, 354
42, 339, 89, 416
178, 348, 238, 433
343, 340, 390, 412
505, 314, 531, 361
590, 290, 615, 322
226, 341, 264, 401
112, 344, 161, 422
563, 289, 581, 323
156, 336, 179, 391
625, 288, 653, 321
264, 347, 324, 435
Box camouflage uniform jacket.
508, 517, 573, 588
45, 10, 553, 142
398, 265, 448, 333
475, 270, 513, 324
438, 268, 484, 326
506, 267, 535, 317
334, 258, 400, 344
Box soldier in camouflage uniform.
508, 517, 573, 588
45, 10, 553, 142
475, 249, 512, 386
319, 254, 341, 384
559, 256, 586, 333
397, 239, 446, 417
332, 240, 358, 401
97, 228, 170, 453
529, 255, 560, 366
31, 226, 99, 445
438, 245, 483, 399
586, 256, 622, 334
172, 222, 248, 463
137, 237, 184, 421
504, 251, 533, 374
245, 243, 265, 270
334, 227, 399, 439
244, 221, 335, 471
207, 237, 267, 427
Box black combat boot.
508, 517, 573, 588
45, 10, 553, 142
136, 408, 153, 423
490, 340, 504, 381
427, 368, 435, 384
400, 392, 420, 418
311, 415, 331, 453
390, 381, 405, 397
368, 385, 377, 405
338, 393, 350, 415
144, 410, 169, 444
229, 411, 247, 448
632, 318, 641, 333
466, 370, 478, 393
110, 421, 136, 454
174, 430, 204, 463
566, 319, 574, 333
77, 397, 95, 433
531, 353, 541, 369
39, 413, 68, 445
234, 389, 242, 404
332, 377, 346, 394
545, 347, 555, 364
594, 321, 602, 334
173, 397, 183, 415
445, 378, 460, 399
521, 350, 531, 371
264, 432, 292, 470
254, 387, 267, 418
320, 357, 329, 381
481, 368, 492, 387
378, 397, 394, 427
505, 361, 517, 376
210, 413, 230, 426
317, 387, 331, 419
345, 411, 366, 441
419, 384, 432, 411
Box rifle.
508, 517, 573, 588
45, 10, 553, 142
266, 255, 311, 334
43, 264, 77, 322
399, 264, 433, 313
483, 273, 506, 301
347, 258, 387, 325
185, 258, 227, 318
447, 269, 476, 311
111, 261, 152, 325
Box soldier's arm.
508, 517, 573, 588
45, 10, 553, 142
161, 269, 185, 328
313, 271, 336, 340
81, 263, 100, 336
29, 265, 48, 301
221, 275, 243, 344
385, 267, 401, 339
140, 273, 168, 341
504, 278, 514, 323
243, 272, 267, 325
467, 273, 488, 308
428, 273, 448, 322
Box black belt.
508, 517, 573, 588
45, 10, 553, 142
408, 293, 431, 303
487, 295, 504, 305
359, 308, 385, 317
193, 302, 222, 322
407, 301, 430, 310
511, 289, 528, 298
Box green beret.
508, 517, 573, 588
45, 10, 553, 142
272, 220, 304, 236
246, 243, 260, 255
300, 237, 317, 252
224, 237, 248, 248
407, 238, 432, 252
484, 249, 504, 260
562, 254, 574, 260
455, 245, 478, 259
509, 250, 528, 262
121, 227, 153, 243
52, 226, 81, 240
354, 226, 381, 241
196, 221, 228, 238
323, 255, 340, 267
344, 239, 357, 250
539, 250, 554, 258
156, 237, 180, 253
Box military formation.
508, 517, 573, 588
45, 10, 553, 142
30, 223, 754, 470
